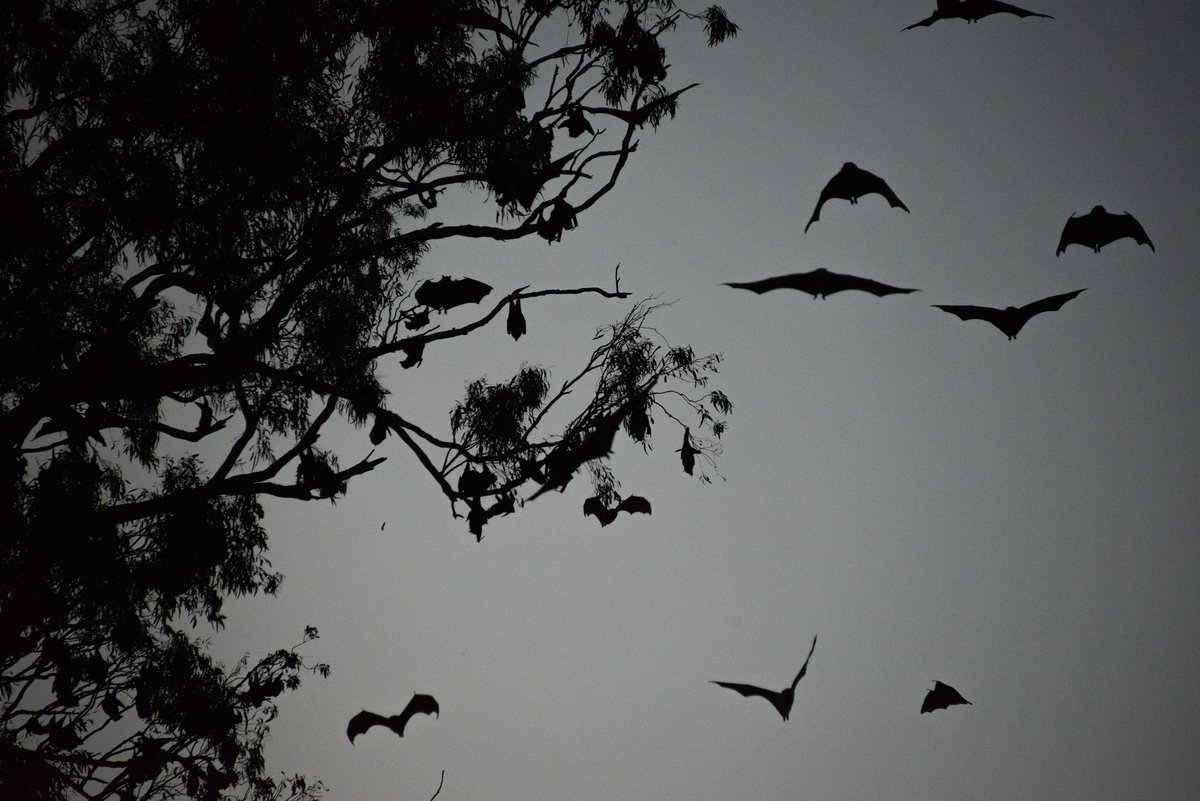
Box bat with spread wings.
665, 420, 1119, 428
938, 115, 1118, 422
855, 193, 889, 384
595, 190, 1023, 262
414, 276, 493, 312
804, 162, 909, 232
933, 288, 1086, 339
583, 494, 652, 527
347, 693, 440, 744
711, 635, 817, 721
921, 681, 972, 714
725, 269, 919, 299
904, 0, 1052, 30
1056, 206, 1155, 256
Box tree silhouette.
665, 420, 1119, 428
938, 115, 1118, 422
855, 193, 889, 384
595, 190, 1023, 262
1, 1, 738, 798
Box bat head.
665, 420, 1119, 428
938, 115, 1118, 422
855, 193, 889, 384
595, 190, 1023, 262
1090, 205, 1106, 215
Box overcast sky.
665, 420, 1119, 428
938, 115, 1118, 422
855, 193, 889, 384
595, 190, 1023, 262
213, 3, 1200, 799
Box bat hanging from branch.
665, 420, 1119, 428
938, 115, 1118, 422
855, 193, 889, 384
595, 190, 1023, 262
347, 693, 440, 744
921, 681, 972, 714
711, 634, 817, 721
932, 288, 1086, 339
1056, 206, 1154, 256
804, 162, 909, 232
724, 269, 919, 299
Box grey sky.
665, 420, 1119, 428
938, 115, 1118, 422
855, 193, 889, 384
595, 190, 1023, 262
212, 3, 1200, 799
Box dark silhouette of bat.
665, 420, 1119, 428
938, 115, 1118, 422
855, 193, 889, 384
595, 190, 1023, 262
1056, 206, 1154, 255
904, 0, 1052, 30
558, 106, 594, 138
405, 309, 431, 330
414, 276, 493, 312
583, 494, 652, 527
369, 414, 389, 445
725, 269, 919, 299
711, 635, 818, 721
933, 288, 1086, 339
804, 162, 909, 232
921, 681, 972, 714
347, 694, 440, 744
678, 427, 699, 475
399, 340, 424, 369
506, 298, 526, 340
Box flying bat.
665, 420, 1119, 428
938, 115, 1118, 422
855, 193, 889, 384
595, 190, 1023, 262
921, 681, 972, 714
724, 268, 919, 299
1056, 206, 1154, 256
933, 288, 1086, 339
904, 0, 1053, 30
804, 162, 909, 232
582, 494, 652, 527
414, 276, 493, 312
506, 298, 526, 340
347, 693, 440, 744
711, 634, 817, 721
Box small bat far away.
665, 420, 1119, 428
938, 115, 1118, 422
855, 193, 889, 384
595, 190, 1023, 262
921, 681, 972, 714
1056, 206, 1155, 256
904, 0, 1053, 30
582, 494, 652, 527
932, 288, 1086, 339
414, 276, 493, 312
347, 693, 440, 744
804, 162, 909, 232
711, 635, 817, 721
724, 269, 919, 299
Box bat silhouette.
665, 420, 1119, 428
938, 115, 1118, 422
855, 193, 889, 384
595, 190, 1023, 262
933, 288, 1086, 339
558, 106, 594, 138
678, 427, 699, 475
347, 693, 440, 744
711, 634, 818, 721
921, 681, 972, 714
506, 298, 526, 340
904, 0, 1052, 30
582, 494, 652, 527
804, 162, 909, 232
414, 276, 493, 312
1056, 206, 1154, 256
725, 269, 919, 299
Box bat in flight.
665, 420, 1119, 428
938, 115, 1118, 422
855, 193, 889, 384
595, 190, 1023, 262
414, 276, 493, 312
583, 494, 652, 527
921, 681, 972, 714
904, 0, 1053, 30
1056, 206, 1155, 256
725, 268, 919, 299
711, 635, 817, 721
932, 288, 1086, 340
347, 693, 440, 744
804, 162, 909, 232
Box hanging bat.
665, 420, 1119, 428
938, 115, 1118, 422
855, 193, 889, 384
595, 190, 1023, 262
1056, 206, 1154, 256
347, 693, 440, 744
369, 414, 389, 445
933, 288, 1086, 340
399, 340, 424, 369
558, 106, 594, 138
414, 276, 493, 312
582, 494, 652, 527
678, 427, 699, 475
804, 162, 909, 232
921, 680, 972, 713
711, 634, 817, 721
506, 298, 526, 340
904, 0, 1052, 30
724, 268, 919, 299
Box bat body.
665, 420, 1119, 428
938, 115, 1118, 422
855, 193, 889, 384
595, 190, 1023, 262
415, 276, 493, 312
347, 693, 440, 744
921, 681, 971, 713
678, 427, 699, 475
725, 269, 919, 299
933, 288, 1086, 339
1056, 206, 1154, 256
506, 298, 527, 340
711, 635, 817, 721
904, 0, 1053, 30
805, 162, 909, 232
583, 494, 652, 527
559, 107, 594, 137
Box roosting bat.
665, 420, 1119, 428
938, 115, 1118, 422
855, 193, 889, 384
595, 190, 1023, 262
1056, 206, 1155, 255
711, 635, 818, 721
558, 106, 594, 138
724, 269, 919, 299
506, 298, 526, 340
347, 693, 440, 744
582, 494, 652, 527
933, 288, 1086, 339
921, 681, 972, 713
904, 0, 1052, 29
678, 427, 699, 475
414, 276, 493, 312
804, 162, 909, 232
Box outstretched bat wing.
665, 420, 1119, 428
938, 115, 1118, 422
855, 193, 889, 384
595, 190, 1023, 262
1018, 288, 1087, 318
415, 276, 493, 312
347, 710, 389, 744
902, 12, 940, 30
1056, 214, 1093, 255
711, 681, 781, 704
616, 495, 652, 516
933, 304, 1008, 326
921, 681, 972, 714
855, 170, 910, 212
828, 273, 919, 297
804, 185, 836, 232
1109, 212, 1155, 251
390, 693, 440, 737
789, 634, 819, 689
975, 0, 1053, 19
723, 274, 812, 295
